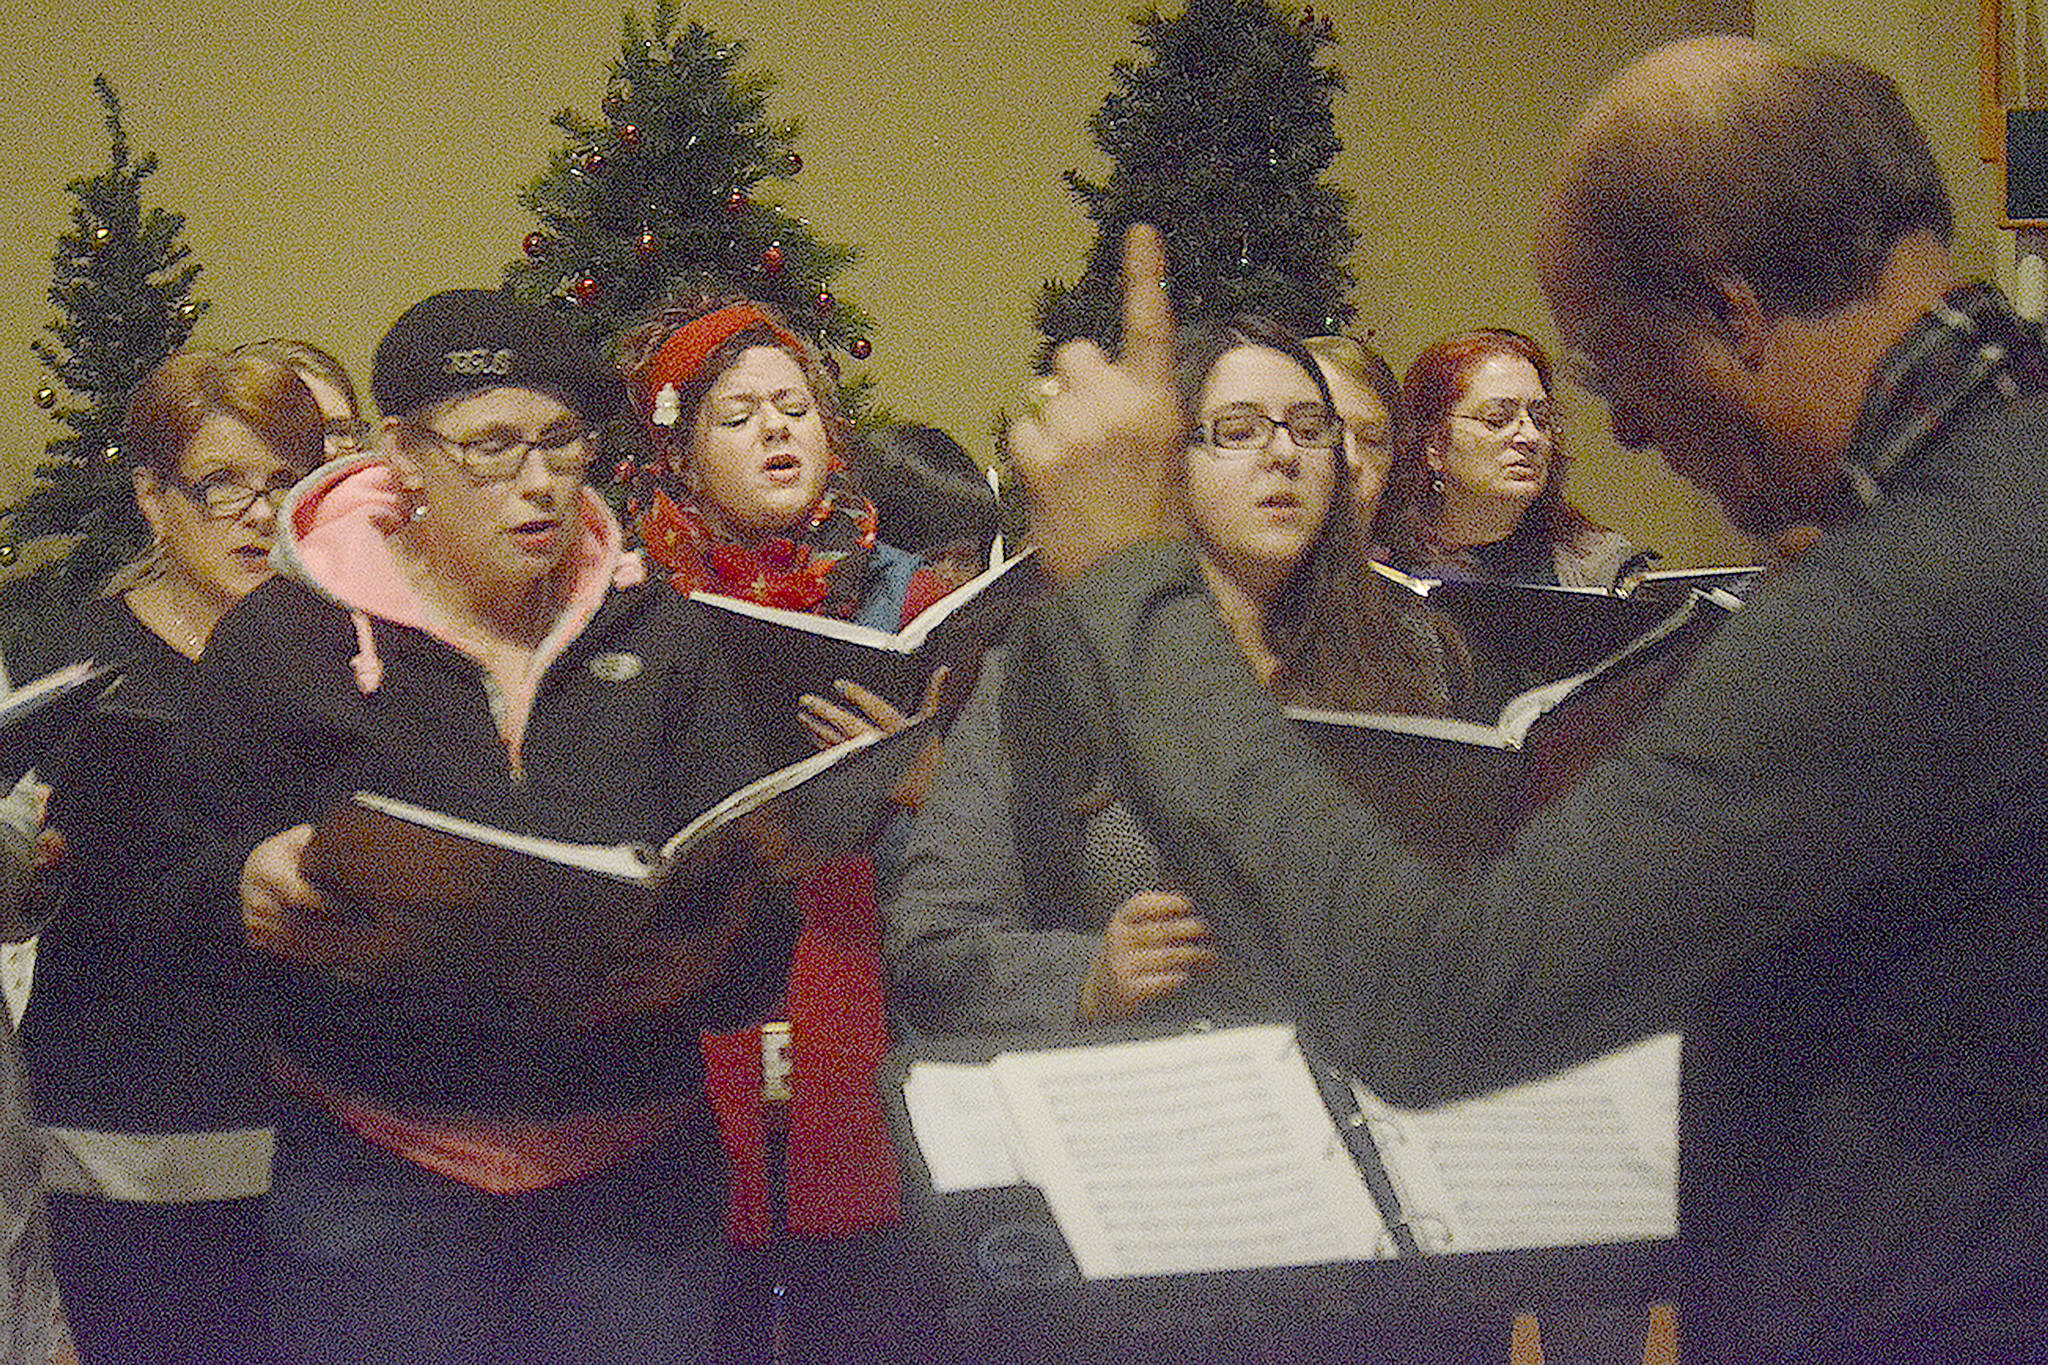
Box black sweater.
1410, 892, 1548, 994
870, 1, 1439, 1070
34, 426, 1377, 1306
169, 574, 795, 1119
12, 597, 273, 1132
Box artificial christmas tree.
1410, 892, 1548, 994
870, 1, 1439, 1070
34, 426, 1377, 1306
1, 76, 208, 647
504, 2, 876, 417
1037, 0, 1355, 357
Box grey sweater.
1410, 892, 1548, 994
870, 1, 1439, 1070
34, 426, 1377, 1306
1024, 320, 2048, 1357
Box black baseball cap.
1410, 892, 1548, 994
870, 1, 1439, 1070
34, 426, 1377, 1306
371, 289, 624, 424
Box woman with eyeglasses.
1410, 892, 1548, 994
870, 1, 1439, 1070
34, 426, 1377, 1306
886, 315, 1465, 1039
3, 348, 322, 1364
164, 290, 796, 1364
1388, 328, 1651, 589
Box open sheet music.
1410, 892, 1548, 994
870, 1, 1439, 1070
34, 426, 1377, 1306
906, 1026, 1389, 1277
1290, 585, 1738, 863
899, 1025, 1677, 1279
1353, 1032, 1678, 1254
1298, 581, 1737, 752
301, 717, 931, 987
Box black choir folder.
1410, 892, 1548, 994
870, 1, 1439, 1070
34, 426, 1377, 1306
301, 718, 930, 988
1366, 562, 1751, 709
1293, 577, 1741, 863
690, 547, 1043, 766
0, 660, 124, 787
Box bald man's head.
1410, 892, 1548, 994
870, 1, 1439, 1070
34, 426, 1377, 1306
1538, 36, 1950, 329
1532, 38, 1956, 537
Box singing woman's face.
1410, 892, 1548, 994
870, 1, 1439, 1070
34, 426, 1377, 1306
401, 386, 588, 596
1434, 354, 1555, 515
1186, 345, 1340, 605
135, 413, 297, 609
689, 345, 833, 543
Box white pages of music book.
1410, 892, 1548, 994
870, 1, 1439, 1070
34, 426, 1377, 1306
1354, 1031, 1678, 1254
979, 1025, 1389, 1279
901, 1062, 1027, 1193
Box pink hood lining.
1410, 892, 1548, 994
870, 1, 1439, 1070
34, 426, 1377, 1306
277, 455, 647, 761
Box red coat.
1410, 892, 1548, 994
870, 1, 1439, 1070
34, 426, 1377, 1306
703, 565, 947, 1243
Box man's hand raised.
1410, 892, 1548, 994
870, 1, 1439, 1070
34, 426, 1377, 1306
1007, 223, 1186, 578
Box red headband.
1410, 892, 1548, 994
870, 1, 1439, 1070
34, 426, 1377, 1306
637, 304, 807, 429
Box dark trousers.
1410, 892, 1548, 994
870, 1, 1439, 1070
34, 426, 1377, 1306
723, 1224, 969, 1365
265, 1100, 740, 1365
46, 1190, 274, 1365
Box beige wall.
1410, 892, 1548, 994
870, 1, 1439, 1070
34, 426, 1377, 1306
0, 0, 1986, 572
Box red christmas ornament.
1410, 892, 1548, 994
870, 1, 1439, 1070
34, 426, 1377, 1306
726, 188, 750, 214
635, 230, 661, 259
814, 289, 834, 315
582, 151, 608, 175
784, 152, 803, 175
523, 231, 550, 259
760, 245, 785, 275
849, 337, 872, 360
617, 124, 642, 149
572, 274, 602, 303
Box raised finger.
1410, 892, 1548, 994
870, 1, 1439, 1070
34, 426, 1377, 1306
1118, 223, 1175, 385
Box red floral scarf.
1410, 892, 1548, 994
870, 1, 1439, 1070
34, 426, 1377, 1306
636, 483, 880, 618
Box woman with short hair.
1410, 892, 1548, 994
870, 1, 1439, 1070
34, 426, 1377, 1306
10, 347, 323, 1364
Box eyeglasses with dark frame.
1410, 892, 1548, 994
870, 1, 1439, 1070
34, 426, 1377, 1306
413, 421, 595, 483
1197, 403, 1344, 457
163, 470, 298, 521
1453, 396, 1559, 435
